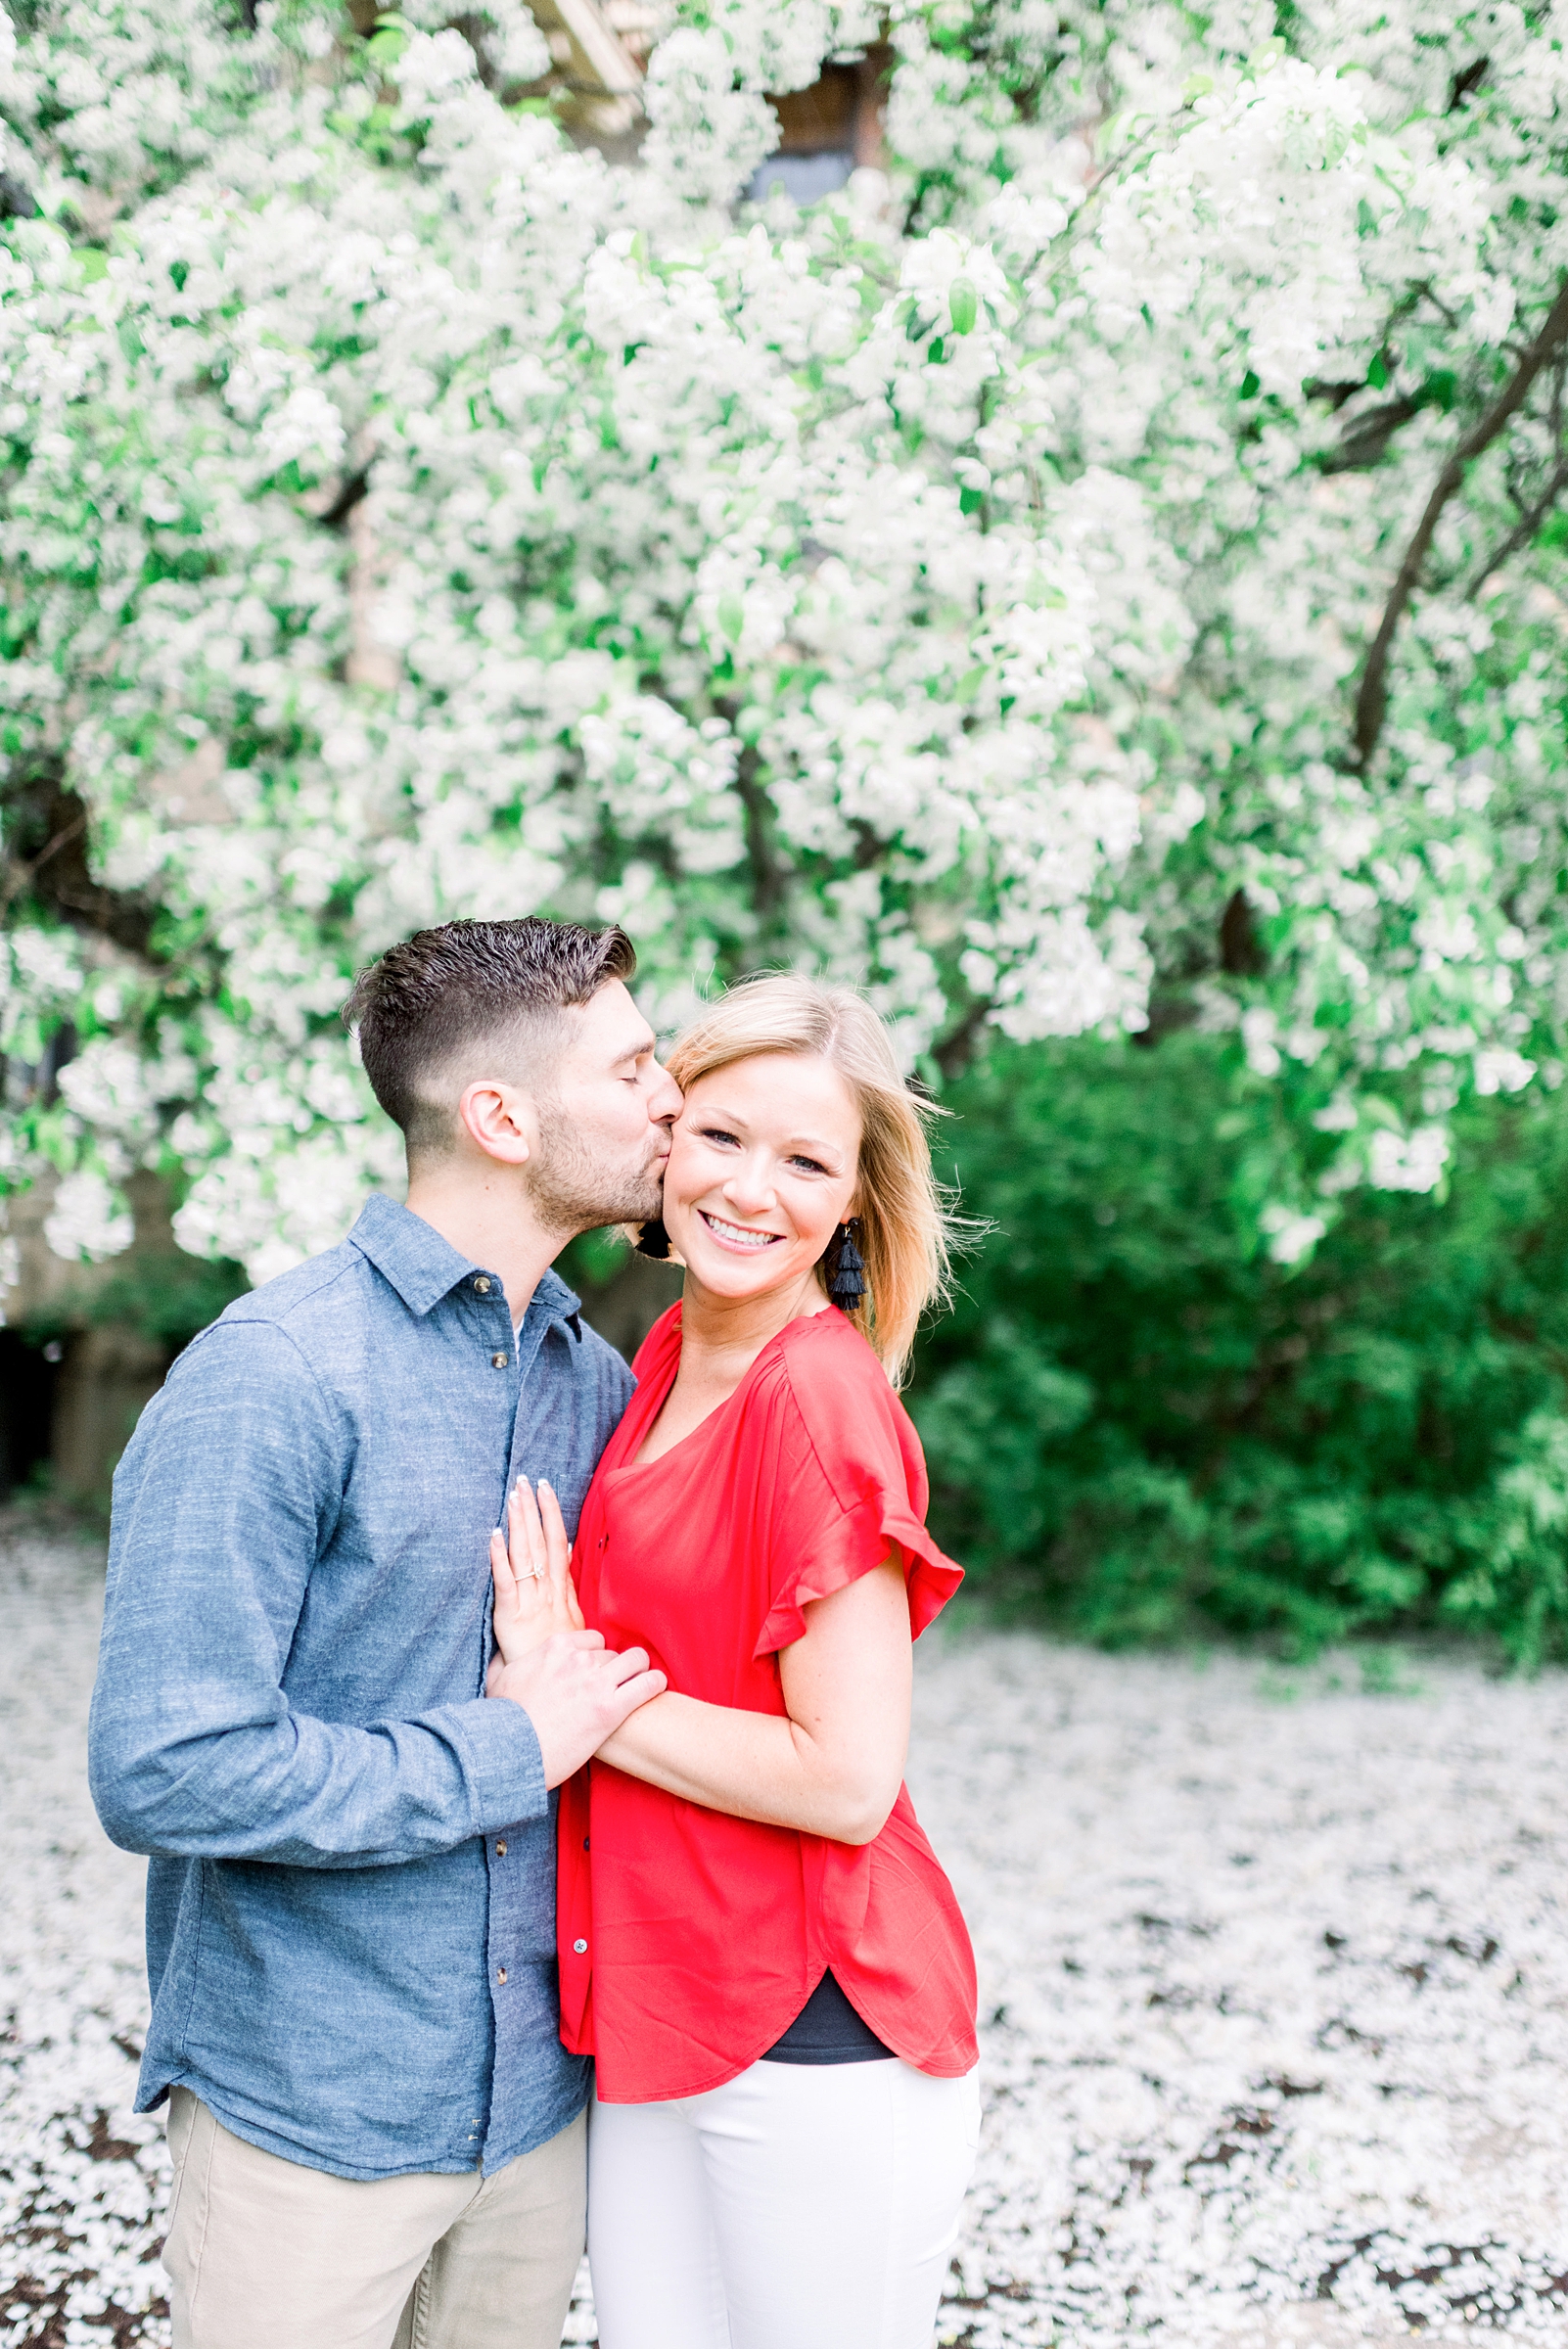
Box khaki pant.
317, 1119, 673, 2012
162, 2088, 585, 2349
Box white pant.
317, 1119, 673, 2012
586, 2058, 981, 2349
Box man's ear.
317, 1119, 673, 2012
457, 1079, 535, 1167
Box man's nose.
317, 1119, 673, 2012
646, 1061, 683, 1126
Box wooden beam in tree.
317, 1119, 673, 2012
523, 0, 644, 137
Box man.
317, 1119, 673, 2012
89, 916, 681, 2349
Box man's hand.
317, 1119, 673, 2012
487, 1630, 666, 1788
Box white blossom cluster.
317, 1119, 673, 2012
10, 1535, 1568, 2345
2, 0, 1567, 1279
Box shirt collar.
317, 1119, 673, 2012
346, 1193, 583, 1331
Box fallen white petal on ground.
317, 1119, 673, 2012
911, 1626, 1568, 2347
4, 1529, 1568, 2345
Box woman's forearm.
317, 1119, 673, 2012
593, 1690, 896, 1846
593, 1562, 912, 1845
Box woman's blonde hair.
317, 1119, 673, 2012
662, 974, 951, 1385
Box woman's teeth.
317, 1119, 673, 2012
701, 1213, 781, 1250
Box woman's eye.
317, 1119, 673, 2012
791, 1156, 828, 1175
701, 1127, 740, 1147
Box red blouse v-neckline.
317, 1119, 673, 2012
613, 1303, 839, 1476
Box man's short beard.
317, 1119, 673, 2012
523, 1105, 667, 1237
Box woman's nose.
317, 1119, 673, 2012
723, 1157, 777, 1216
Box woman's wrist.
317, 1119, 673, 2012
595, 1687, 671, 1765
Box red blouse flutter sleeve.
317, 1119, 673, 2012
754, 1315, 964, 1659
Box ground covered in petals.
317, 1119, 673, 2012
4, 1526, 1567, 2346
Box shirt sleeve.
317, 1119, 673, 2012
88, 1316, 547, 1869
753, 1338, 964, 1658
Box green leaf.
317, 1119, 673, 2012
1239, 369, 1261, 400
717, 592, 745, 645
74, 249, 109, 285
1182, 72, 1214, 103
948, 276, 979, 336
1357, 196, 1377, 238
1366, 348, 1389, 390
959, 486, 985, 517
365, 22, 408, 66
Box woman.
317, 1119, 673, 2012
490, 975, 979, 2349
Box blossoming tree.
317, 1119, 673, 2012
2, 0, 1565, 1285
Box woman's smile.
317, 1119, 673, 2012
698, 1212, 785, 1252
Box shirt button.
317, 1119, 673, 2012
475, 1275, 491, 1294
491, 1353, 508, 1368
573, 1939, 587, 1955
497, 1966, 508, 1983
495, 1840, 507, 1858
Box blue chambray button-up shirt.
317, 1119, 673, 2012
88, 1194, 634, 2182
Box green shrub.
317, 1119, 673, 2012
909, 1035, 1568, 1666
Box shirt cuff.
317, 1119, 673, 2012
434, 1699, 548, 1835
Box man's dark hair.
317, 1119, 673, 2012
343, 916, 636, 1155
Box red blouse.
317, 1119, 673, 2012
556, 1302, 979, 2103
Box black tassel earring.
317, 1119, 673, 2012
826, 1218, 866, 1307
634, 1218, 671, 1261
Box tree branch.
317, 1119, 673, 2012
730, 740, 787, 941
1465, 451, 1568, 598
0, 809, 87, 922
933, 997, 990, 1082
1, 770, 160, 954
1010, 103, 1204, 298
1353, 276, 1568, 772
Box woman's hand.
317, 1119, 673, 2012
487, 1476, 585, 1673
